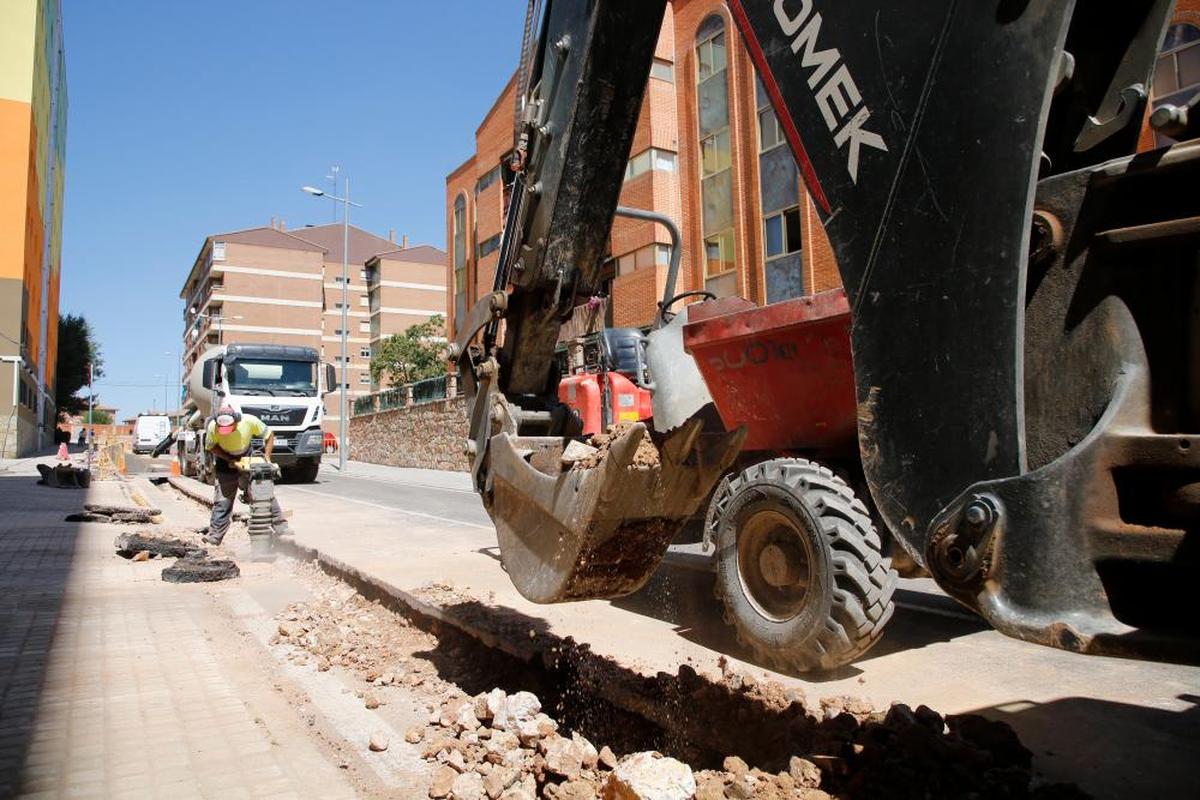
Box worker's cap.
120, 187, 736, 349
215, 405, 239, 434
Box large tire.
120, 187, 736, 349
284, 461, 319, 483
709, 458, 896, 673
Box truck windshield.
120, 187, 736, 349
228, 359, 317, 396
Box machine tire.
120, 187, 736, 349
285, 462, 319, 483
710, 457, 896, 673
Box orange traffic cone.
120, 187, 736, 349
170, 460, 181, 476
57, 443, 69, 462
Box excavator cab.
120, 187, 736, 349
453, 0, 1199, 665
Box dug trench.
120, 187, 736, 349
277, 542, 1084, 799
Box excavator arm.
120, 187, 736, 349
454, 0, 1200, 660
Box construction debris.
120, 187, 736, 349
36, 463, 92, 489
114, 532, 206, 559
67, 504, 160, 524
161, 557, 240, 583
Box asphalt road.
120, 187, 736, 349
289, 465, 493, 529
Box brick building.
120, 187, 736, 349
446, 1, 1200, 336
0, 0, 66, 457
445, 0, 841, 336
179, 222, 446, 432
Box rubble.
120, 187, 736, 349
68, 503, 160, 523
369, 733, 389, 752
114, 532, 206, 559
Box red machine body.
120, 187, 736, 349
683, 289, 857, 454
559, 371, 653, 435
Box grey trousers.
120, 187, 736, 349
209, 465, 283, 542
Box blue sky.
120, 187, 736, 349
60, 1, 520, 418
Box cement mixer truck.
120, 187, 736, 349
178, 344, 337, 484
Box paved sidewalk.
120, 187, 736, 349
235, 461, 1200, 798
0, 460, 357, 799
318, 460, 471, 491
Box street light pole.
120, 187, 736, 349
302, 180, 361, 472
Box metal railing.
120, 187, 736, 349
351, 374, 456, 417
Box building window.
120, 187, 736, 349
453, 194, 468, 329
616, 244, 671, 277
359, 295, 368, 306
360, 269, 369, 281
477, 234, 501, 259
624, 148, 677, 181
696, 14, 736, 298
359, 321, 371, 333
758, 107, 784, 152
764, 207, 802, 260
212, 242, 226, 261
359, 374, 371, 384
360, 346, 371, 358
650, 58, 674, 83
1151, 23, 1200, 146
476, 164, 502, 195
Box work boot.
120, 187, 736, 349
202, 530, 224, 546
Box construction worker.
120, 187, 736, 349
203, 404, 293, 545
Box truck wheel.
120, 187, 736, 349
709, 458, 896, 673
285, 462, 319, 483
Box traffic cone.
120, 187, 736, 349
56, 443, 69, 462
170, 460, 181, 476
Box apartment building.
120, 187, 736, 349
448, 1, 1200, 335
446, 0, 839, 335
0, 0, 67, 457
179, 222, 446, 432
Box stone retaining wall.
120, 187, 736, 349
349, 396, 469, 471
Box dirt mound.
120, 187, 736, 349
571, 424, 662, 471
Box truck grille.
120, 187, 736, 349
240, 406, 309, 427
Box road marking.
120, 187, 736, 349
325, 471, 475, 494
288, 485, 494, 530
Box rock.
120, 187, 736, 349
364, 692, 381, 710
379, 672, 395, 686
535, 714, 558, 737
486, 689, 507, 726
724, 775, 753, 799
452, 769, 486, 800
548, 779, 601, 800
132, 550, 150, 562
602, 752, 695, 800
474, 693, 492, 721
278, 621, 305, 638
598, 746, 619, 770
798, 791, 831, 800
562, 440, 601, 465
573, 732, 599, 769
431, 765, 458, 798
946, 714, 1033, 769
484, 766, 518, 799
787, 757, 821, 788
694, 771, 726, 800
406, 727, 424, 744
722, 756, 749, 777
445, 750, 467, 773
315, 655, 331, 672
500, 782, 536, 800
504, 691, 541, 726
368, 733, 389, 752
456, 703, 482, 732
542, 734, 584, 780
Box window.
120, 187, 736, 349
359, 374, 371, 384
360, 347, 372, 358
476, 164, 501, 195
334, 302, 346, 309
453, 194, 468, 330
478, 234, 501, 259
359, 295, 369, 306
359, 321, 371, 333
650, 58, 674, 83
758, 107, 784, 152
764, 207, 802, 260
615, 244, 670, 277
695, 15, 736, 298
1151, 24, 1200, 146
332, 275, 345, 283
333, 329, 345, 336
624, 148, 677, 181
360, 269, 369, 281
211, 242, 226, 261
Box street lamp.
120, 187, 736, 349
164, 350, 182, 429
303, 177, 361, 473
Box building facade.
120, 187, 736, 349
447, 1, 1200, 338
179, 222, 445, 432
0, 0, 67, 457
445, 0, 841, 337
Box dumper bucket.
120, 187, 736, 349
485, 420, 744, 603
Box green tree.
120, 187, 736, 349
83, 408, 112, 425
369, 315, 447, 388
55, 314, 103, 418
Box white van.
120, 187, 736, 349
133, 414, 171, 454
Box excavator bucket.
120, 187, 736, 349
484, 420, 744, 603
